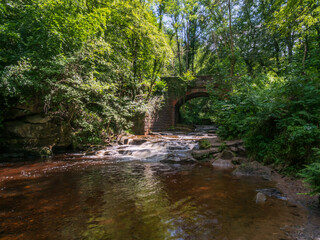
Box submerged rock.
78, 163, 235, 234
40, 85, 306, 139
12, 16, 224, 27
232, 161, 272, 180
255, 192, 267, 203
256, 188, 287, 200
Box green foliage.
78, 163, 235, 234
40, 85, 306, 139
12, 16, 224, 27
179, 97, 213, 125
152, 80, 168, 95
168, 126, 176, 131
299, 149, 320, 197
0, 0, 173, 146
199, 139, 211, 150
210, 72, 320, 169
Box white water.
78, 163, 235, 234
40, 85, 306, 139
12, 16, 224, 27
93, 125, 218, 162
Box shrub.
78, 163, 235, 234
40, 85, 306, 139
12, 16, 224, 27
208, 73, 320, 169
299, 162, 320, 197
299, 149, 320, 199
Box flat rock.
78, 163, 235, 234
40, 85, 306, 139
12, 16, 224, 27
225, 139, 243, 146
192, 148, 219, 159
130, 139, 148, 145
203, 138, 222, 147
212, 159, 235, 168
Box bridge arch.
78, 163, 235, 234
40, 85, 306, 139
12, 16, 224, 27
172, 90, 209, 124
140, 76, 224, 134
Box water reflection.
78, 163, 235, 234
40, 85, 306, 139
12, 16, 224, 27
0, 162, 305, 240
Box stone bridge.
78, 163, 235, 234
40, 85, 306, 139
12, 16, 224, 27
141, 75, 222, 134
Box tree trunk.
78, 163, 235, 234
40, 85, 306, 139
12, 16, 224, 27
302, 35, 308, 68
286, 31, 294, 63
186, 20, 190, 71
273, 38, 281, 73
213, 33, 220, 62
176, 30, 182, 75
228, 0, 235, 77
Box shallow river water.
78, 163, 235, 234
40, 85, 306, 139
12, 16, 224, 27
0, 130, 306, 240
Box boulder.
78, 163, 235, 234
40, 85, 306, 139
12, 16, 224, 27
1, 113, 71, 158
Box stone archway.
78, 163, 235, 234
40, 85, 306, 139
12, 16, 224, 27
173, 90, 209, 125
140, 76, 225, 134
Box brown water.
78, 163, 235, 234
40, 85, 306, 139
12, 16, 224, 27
0, 130, 307, 240
0, 160, 305, 240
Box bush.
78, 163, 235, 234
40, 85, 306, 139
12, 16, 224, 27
208, 72, 320, 170
0, 0, 172, 147
299, 162, 320, 197
152, 80, 168, 95
299, 149, 320, 198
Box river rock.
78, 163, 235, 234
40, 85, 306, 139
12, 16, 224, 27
130, 139, 148, 145
212, 159, 235, 168
118, 136, 133, 145
237, 146, 246, 157
201, 138, 222, 147
218, 150, 235, 160
231, 157, 248, 164
192, 148, 219, 160
256, 188, 287, 200
230, 146, 238, 152
225, 139, 244, 146
255, 192, 267, 203
232, 161, 272, 180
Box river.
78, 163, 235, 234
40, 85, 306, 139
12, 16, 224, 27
0, 127, 309, 240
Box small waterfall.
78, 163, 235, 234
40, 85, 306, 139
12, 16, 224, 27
89, 125, 218, 163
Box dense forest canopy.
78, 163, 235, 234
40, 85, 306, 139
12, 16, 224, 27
0, 0, 320, 191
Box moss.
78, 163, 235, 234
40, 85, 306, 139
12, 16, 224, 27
199, 139, 211, 149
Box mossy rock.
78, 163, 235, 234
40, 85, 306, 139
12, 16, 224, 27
199, 139, 212, 149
